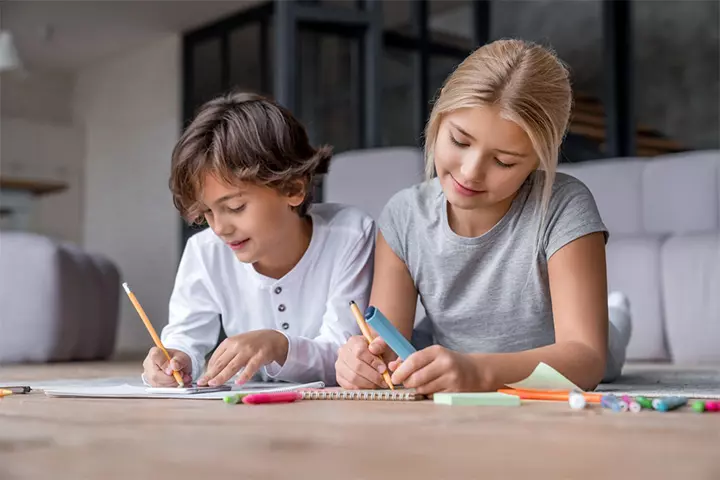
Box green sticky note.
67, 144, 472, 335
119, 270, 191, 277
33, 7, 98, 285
433, 392, 521, 406
505, 362, 582, 392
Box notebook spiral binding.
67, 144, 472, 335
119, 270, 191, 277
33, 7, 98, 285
299, 389, 421, 401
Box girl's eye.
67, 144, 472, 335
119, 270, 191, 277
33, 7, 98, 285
495, 158, 513, 169
229, 204, 246, 213
450, 134, 469, 148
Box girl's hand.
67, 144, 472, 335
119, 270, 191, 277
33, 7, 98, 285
389, 345, 485, 394
336, 336, 394, 389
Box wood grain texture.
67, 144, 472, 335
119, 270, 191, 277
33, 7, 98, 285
1, 362, 718, 480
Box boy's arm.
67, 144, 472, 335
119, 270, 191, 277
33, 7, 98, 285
160, 237, 222, 382
263, 222, 376, 385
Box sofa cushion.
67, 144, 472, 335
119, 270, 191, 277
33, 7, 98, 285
606, 237, 669, 360
558, 159, 646, 237
0, 232, 120, 364
661, 233, 720, 364
324, 146, 425, 220
643, 151, 720, 235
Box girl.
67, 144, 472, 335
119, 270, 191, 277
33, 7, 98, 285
335, 39, 631, 394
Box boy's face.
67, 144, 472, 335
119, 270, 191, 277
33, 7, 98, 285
199, 173, 306, 265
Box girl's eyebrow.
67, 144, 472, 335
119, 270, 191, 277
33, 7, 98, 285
449, 121, 475, 141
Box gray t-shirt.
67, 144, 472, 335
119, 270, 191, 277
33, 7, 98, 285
378, 171, 608, 354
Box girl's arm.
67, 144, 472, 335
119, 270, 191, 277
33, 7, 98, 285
368, 231, 419, 340
335, 231, 419, 389
390, 231, 609, 393
478, 231, 609, 391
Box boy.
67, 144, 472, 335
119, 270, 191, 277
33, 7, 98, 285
142, 92, 375, 387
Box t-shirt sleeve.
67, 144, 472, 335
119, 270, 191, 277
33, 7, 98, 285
543, 176, 609, 259
377, 190, 411, 263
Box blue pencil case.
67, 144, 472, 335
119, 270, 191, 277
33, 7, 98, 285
364, 306, 417, 360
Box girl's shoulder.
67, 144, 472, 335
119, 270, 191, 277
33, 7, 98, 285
382, 178, 443, 221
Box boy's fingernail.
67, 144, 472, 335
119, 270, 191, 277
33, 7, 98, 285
165, 368, 172, 375
377, 364, 386, 373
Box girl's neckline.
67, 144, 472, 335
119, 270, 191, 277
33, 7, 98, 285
439, 175, 532, 246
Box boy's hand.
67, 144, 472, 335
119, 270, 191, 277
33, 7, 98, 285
143, 348, 193, 387
389, 345, 483, 394
336, 336, 395, 389
198, 330, 289, 387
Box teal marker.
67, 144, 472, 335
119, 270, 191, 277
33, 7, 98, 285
364, 306, 417, 360
652, 396, 688, 412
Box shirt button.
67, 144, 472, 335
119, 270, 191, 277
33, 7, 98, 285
274, 286, 282, 294
282, 322, 290, 330
278, 304, 286, 312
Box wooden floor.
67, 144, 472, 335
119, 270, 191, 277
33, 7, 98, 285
1, 362, 719, 480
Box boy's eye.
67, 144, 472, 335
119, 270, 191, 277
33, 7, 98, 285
228, 204, 246, 213
450, 134, 469, 148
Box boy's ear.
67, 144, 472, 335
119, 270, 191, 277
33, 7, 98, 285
286, 179, 307, 207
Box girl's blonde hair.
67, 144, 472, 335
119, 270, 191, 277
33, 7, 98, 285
424, 39, 572, 254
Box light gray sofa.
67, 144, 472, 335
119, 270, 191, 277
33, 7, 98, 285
0, 232, 121, 364
325, 147, 720, 364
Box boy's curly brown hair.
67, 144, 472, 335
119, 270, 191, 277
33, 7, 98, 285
170, 92, 332, 224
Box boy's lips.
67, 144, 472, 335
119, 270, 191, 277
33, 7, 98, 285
227, 239, 249, 251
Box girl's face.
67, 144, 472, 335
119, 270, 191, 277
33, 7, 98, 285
199, 173, 305, 265
433, 105, 539, 212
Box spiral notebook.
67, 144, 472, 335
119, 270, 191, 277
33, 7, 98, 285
299, 388, 426, 401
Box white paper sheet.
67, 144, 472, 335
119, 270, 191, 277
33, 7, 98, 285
43, 381, 325, 400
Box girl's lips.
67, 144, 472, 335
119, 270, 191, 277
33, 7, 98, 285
451, 175, 485, 196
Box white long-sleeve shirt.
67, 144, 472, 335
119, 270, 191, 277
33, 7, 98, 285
160, 203, 375, 386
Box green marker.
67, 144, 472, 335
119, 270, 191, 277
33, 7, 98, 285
635, 396, 653, 409
692, 401, 706, 413
223, 393, 249, 404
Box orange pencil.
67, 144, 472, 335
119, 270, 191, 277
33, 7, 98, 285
349, 301, 395, 390
497, 388, 604, 404
122, 282, 184, 387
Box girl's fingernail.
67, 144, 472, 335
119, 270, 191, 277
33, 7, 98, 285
377, 364, 386, 373
165, 368, 172, 375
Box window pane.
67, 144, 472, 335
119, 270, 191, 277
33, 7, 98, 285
318, 0, 361, 10
430, 55, 460, 101
632, 0, 719, 152
382, 47, 420, 147
229, 23, 266, 95
297, 29, 361, 153
429, 0, 473, 50
383, 0, 412, 33
191, 37, 223, 111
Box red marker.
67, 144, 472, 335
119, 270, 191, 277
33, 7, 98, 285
241, 391, 302, 405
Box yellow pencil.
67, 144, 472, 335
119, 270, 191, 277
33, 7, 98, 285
122, 282, 184, 387
0, 389, 13, 397
349, 301, 395, 390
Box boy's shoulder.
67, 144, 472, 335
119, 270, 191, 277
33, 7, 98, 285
183, 227, 229, 260
309, 203, 375, 237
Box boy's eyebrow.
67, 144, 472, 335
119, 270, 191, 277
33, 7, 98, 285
449, 121, 527, 158
212, 192, 244, 206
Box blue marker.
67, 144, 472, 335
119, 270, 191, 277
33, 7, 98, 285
652, 396, 688, 412
364, 306, 417, 360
